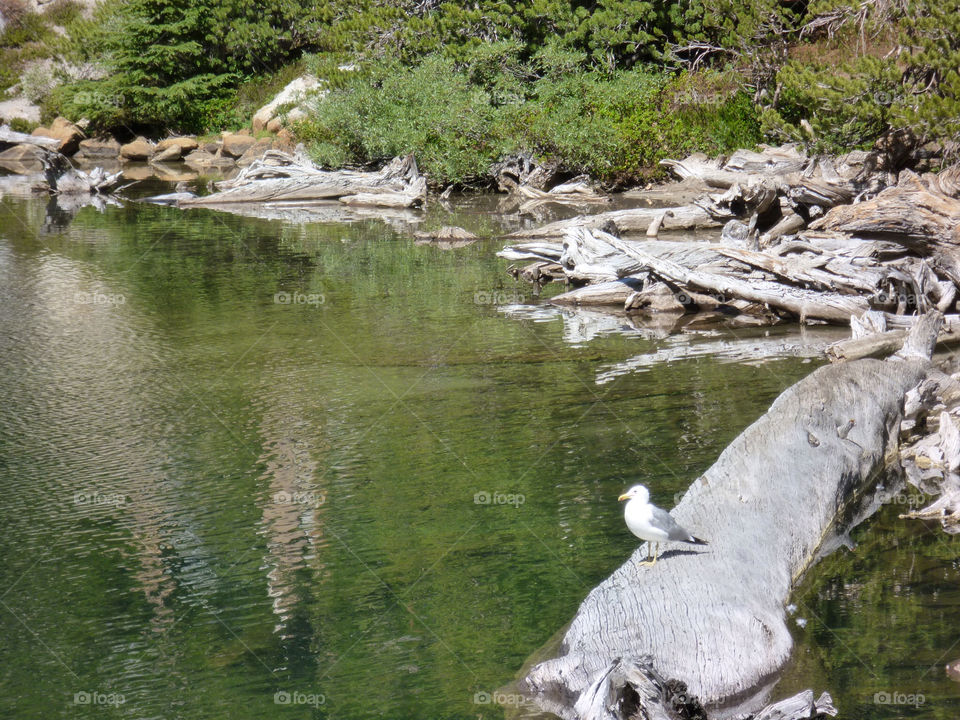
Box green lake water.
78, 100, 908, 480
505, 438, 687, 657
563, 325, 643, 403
1, 186, 958, 719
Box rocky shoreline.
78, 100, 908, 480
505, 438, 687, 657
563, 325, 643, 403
0, 75, 319, 179
0, 116, 295, 178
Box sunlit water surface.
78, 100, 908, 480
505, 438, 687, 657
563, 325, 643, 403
1, 186, 958, 719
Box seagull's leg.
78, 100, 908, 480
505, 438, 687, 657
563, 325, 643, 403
651, 542, 660, 566
638, 543, 656, 566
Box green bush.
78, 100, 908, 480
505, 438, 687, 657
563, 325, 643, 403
42, 0, 83, 26
48, 0, 322, 132
296, 55, 504, 183
7, 117, 38, 133
761, 56, 901, 152
0, 7, 52, 47
504, 68, 759, 182
295, 56, 759, 185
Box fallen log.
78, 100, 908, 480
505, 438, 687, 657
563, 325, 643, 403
825, 324, 960, 363
0, 124, 59, 150
504, 204, 720, 241
549, 277, 646, 307
898, 367, 960, 533
596, 229, 870, 323
513, 178, 611, 214
173, 152, 427, 208
519, 312, 942, 719
811, 170, 960, 254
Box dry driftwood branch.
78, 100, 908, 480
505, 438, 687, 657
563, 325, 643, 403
504, 204, 721, 241
811, 170, 960, 251
520, 313, 941, 720
0, 125, 60, 150
592, 229, 870, 323
174, 152, 427, 208
898, 367, 960, 533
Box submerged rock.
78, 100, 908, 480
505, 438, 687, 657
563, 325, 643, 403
0, 144, 46, 173
75, 137, 121, 161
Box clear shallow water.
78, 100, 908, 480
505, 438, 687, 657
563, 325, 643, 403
0, 189, 958, 719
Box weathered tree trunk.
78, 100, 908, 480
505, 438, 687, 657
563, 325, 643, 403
174, 152, 427, 208
595, 230, 870, 323
519, 313, 942, 720
504, 204, 721, 241
811, 171, 960, 252
0, 125, 59, 150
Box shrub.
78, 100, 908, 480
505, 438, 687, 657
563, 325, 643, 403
295, 57, 759, 185
7, 117, 38, 133
761, 55, 901, 152
42, 0, 82, 26
296, 55, 503, 183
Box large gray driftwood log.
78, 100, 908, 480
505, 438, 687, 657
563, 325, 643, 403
520, 313, 942, 720
176, 152, 427, 208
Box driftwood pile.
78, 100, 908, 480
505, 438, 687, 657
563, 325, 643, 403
826, 311, 960, 534
499, 145, 960, 340
518, 314, 945, 720
150, 151, 427, 210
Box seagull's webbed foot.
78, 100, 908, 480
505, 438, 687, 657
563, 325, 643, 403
637, 543, 660, 566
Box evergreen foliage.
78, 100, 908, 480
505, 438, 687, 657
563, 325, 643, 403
4, 0, 955, 175
295, 59, 760, 185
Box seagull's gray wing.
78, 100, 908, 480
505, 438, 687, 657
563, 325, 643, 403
650, 506, 705, 544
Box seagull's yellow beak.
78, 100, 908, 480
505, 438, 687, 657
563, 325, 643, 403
617, 492, 630, 501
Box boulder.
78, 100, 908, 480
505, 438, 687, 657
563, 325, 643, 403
120, 136, 154, 161
0, 143, 46, 172
75, 137, 121, 160
220, 133, 257, 158
236, 138, 273, 167
251, 75, 324, 132
266, 116, 284, 133
183, 149, 236, 171
155, 136, 199, 156
32, 116, 85, 155
151, 145, 182, 163
286, 107, 308, 125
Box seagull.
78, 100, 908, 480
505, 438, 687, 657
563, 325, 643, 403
618, 484, 708, 565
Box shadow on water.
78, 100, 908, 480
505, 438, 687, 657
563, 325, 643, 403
0, 191, 957, 719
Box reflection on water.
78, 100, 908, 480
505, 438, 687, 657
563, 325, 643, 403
0, 190, 958, 719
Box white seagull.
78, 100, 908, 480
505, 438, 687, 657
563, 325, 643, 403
618, 484, 708, 565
